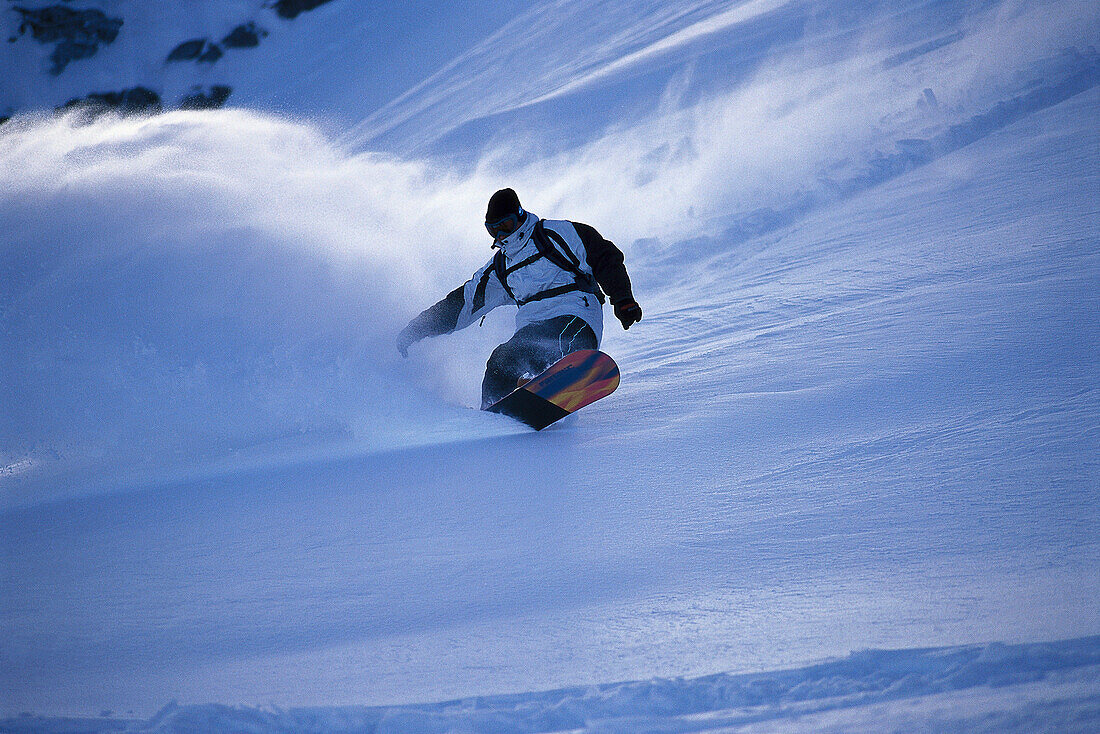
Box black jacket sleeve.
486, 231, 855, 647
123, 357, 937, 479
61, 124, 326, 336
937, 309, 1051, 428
573, 222, 636, 305
403, 285, 465, 340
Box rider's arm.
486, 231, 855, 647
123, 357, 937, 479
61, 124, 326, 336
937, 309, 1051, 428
573, 222, 635, 305
402, 285, 465, 341
398, 259, 513, 353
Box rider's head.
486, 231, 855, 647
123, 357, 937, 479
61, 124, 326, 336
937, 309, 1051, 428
485, 188, 526, 241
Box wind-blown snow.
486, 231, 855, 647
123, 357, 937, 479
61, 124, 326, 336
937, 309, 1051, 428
1, 0, 1099, 728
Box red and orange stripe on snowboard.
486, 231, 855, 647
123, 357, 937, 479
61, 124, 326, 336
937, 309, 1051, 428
523, 349, 620, 412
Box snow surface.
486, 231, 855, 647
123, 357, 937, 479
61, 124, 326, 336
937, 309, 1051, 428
2, 0, 1099, 730
6, 638, 1100, 732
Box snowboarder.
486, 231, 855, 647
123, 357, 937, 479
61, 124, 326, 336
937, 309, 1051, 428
397, 188, 642, 408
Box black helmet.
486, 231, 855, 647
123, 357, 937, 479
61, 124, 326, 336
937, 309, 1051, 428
485, 188, 526, 240
485, 188, 522, 221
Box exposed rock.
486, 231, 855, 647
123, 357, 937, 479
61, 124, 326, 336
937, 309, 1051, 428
222, 23, 266, 48
272, 0, 335, 20
166, 39, 223, 64
198, 43, 223, 63
14, 5, 123, 74
14, 5, 122, 44
58, 86, 162, 121
49, 39, 98, 71
179, 85, 232, 110
166, 38, 207, 61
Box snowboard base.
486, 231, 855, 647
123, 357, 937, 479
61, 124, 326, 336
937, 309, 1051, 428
486, 349, 620, 430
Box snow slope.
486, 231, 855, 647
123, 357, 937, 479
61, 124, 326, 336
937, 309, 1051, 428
2, 0, 1099, 729
1, 0, 536, 123
8, 637, 1100, 732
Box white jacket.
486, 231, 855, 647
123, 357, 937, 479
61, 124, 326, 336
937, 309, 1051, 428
453, 212, 605, 342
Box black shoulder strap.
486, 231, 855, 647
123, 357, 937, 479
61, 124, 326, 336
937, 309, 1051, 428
533, 221, 605, 303
492, 249, 516, 302
532, 221, 575, 271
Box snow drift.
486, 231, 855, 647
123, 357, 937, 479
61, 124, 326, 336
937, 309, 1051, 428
7, 637, 1100, 732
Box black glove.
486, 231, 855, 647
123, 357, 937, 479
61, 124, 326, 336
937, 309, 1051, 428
396, 326, 417, 358
614, 300, 642, 330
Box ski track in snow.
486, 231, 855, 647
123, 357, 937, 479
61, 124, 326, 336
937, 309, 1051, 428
2, 0, 1099, 728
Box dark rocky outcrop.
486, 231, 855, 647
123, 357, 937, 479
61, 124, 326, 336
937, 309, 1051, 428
198, 43, 223, 63
50, 83, 233, 120
14, 5, 123, 74
272, 0, 336, 20
166, 23, 268, 65
57, 86, 162, 121
166, 39, 223, 64
222, 23, 266, 48
179, 85, 233, 110
166, 38, 207, 61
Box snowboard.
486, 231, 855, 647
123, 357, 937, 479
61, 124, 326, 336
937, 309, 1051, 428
487, 349, 620, 430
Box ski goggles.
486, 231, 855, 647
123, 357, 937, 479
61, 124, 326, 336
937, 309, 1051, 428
485, 210, 523, 239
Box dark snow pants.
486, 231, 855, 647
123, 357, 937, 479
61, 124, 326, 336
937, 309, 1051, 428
481, 315, 598, 409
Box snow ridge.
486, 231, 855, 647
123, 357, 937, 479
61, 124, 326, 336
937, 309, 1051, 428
6, 637, 1098, 732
